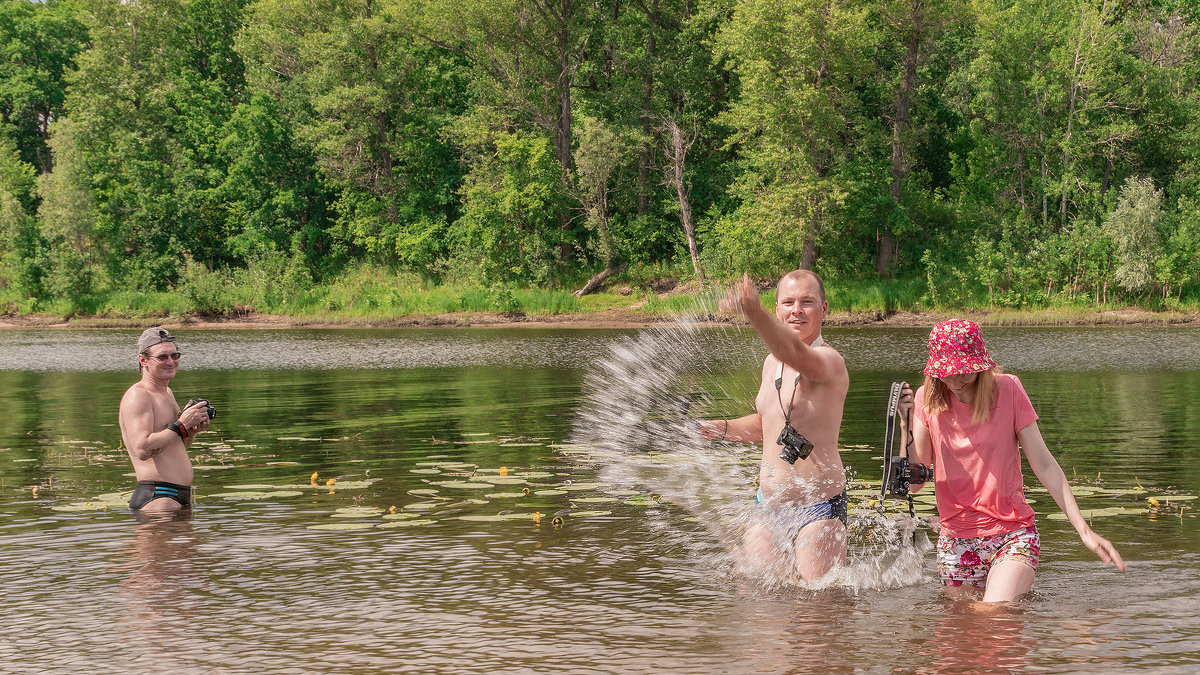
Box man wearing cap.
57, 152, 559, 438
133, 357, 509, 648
118, 327, 211, 512
701, 271, 850, 582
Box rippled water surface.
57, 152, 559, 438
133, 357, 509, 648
1, 325, 1198, 673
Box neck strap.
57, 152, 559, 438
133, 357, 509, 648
774, 336, 825, 422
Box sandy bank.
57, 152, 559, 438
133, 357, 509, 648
1, 307, 1196, 330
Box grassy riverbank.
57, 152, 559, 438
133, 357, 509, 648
1, 268, 1197, 329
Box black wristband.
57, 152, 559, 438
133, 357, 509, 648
168, 420, 188, 439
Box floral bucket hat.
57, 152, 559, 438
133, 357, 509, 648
923, 319, 997, 378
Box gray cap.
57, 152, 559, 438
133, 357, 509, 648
137, 327, 176, 353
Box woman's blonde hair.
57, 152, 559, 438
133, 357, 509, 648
922, 368, 1001, 424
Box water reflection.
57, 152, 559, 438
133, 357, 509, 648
2, 325, 1195, 372
116, 515, 202, 647
0, 326, 1197, 672
926, 602, 1032, 673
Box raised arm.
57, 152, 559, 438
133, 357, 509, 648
1019, 421, 1126, 571
723, 274, 838, 382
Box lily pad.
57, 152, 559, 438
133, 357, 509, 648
207, 491, 304, 500
307, 522, 375, 531
382, 512, 420, 520
567, 510, 612, 517
558, 482, 605, 492
377, 519, 437, 528
532, 489, 567, 496
1047, 507, 1123, 520
484, 477, 530, 486
1151, 495, 1198, 501
624, 497, 659, 507
456, 513, 542, 522
51, 501, 116, 512
193, 465, 235, 471
571, 497, 618, 504
403, 502, 442, 511
331, 506, 385, 518
485, 492, 526, 499
431, 481, 495, 489
329, 479, 380, 490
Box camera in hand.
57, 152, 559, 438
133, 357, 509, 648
187, 398, 217, 420
777, 423, 814, 464
885, 455, 932, 496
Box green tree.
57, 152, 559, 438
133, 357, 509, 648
238, 0, 467, 273
62, 0, 249, 287
716, 0, 880, 272
0, 127, 45, 302
35, 118, 98, 305
450, 129, 571, 284
0, 0, 88, 174
216, 93, 331, 273
1104, 176, 1164, 297
570, 115, 638, 294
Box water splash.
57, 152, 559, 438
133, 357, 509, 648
570, 311, 931, 592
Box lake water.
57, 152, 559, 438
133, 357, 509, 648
1, 324, 1198, 673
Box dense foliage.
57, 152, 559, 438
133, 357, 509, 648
1, 0, 1197, 315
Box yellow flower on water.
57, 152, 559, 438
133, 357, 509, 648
531, 512, 542, 524
1148, 497, 1159, 508
499, 466, 509, 476
326, 477, 336, 487
31, 486, 38, 498
388, 505, 397, 514
310, 472, 319, 486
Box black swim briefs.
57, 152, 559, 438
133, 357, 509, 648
129, 480, 193, 510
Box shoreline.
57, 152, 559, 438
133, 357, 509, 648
1, 307, 1197, 330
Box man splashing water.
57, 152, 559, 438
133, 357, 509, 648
700, 272, 850, 582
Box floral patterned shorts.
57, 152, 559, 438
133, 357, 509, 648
937, 525, 1040, 588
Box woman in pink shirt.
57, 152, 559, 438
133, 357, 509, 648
901, 319, 1125, 602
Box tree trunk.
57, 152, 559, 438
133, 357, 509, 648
801, 238, 818, 270
637, 0, 659, 217
1036, 90, 1049, 228
574, 264, 627, 297
555, 0, 574, 172
879, 0, 922, 279
664, 119, 704, 283
802, 203, 820, 270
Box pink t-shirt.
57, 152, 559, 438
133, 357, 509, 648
915, 373, 1039, 538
